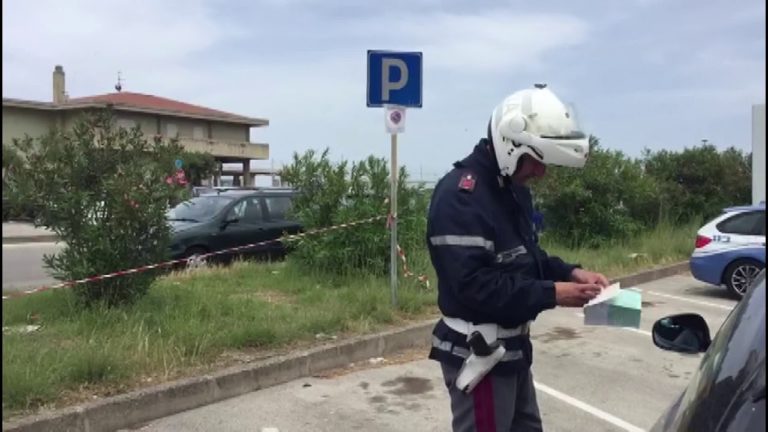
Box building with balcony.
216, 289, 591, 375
2, 65, 269, 186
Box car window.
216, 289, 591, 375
716, 211, 765, 236
231, 197, 263, 223
167, 196, 235, 222
226, 200, 247, 220
264, 196, 293, 220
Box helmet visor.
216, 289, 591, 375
531, 103, 586, 140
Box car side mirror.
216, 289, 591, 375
652, 313, 711, 354
221, 217, 239, 228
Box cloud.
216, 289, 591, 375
3, 1, 587, 111
325, 11, 589, 73
2, 0, 243, 100
3, 0, 237, 60
2, 0, 764, 177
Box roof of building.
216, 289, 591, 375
2, 92, 268, 127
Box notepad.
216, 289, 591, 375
583, 283, 642, 328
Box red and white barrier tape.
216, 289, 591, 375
2, 215, 386, 301
386, 209, 430, 289
396, 244, 430, 289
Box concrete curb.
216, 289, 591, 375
2, 235, 60, 245
611, 261, 689, 288
3, 261, 689, 432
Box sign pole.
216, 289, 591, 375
390, 132, 398, 308
367, 50, 422, 309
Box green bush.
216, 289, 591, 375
2, 143, 35, 222
180, 150, 216, 186
6, 111, 188, 306
532, 137, 752, 247
280, 149, 428, 276
532, 137, 657, 247
642, 144, 751, 223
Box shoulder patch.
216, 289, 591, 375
458, 172, 476, 192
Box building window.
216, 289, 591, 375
117, 118, 135, 130
166, 123, 178, 137
192, 126, 205, 140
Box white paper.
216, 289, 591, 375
583, 282, 642, 328
585, 282, 620, 307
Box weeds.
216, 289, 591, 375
2, 222, 696, 416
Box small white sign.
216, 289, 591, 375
385, 105, 406, 134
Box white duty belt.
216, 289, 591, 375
442, 316, 531, 344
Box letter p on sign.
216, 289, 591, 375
367, 51, 422, 108
381, 58, 408, 101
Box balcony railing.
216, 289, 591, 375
177, 137, 269, 160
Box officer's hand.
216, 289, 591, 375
570, 268, 610, 287
554, 282, 602, 307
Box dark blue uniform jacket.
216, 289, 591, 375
427, 139, 578, 373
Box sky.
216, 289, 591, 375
3, 0, 765, 181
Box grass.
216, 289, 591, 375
1, 222, 698, 418
2, 262, 436, 417
541, 219, 700, 278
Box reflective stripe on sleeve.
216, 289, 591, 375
430, 235, 495, 252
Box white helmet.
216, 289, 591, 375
489, 84, 589, 176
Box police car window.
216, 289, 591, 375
716, 211, 764, 236
264, 196, 292, 220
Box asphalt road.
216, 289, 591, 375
2, 242, 63, 292
123, 274, 737, 432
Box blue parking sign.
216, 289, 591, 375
367, 50, 422, 108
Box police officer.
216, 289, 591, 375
427, 84, 610, 431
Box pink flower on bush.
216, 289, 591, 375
165, 169, 188, 186
123, 194, 140, 209
174, 169, 188, 186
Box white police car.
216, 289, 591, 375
690, 202, 766, 298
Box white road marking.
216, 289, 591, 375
534, 381, 646, 432
645, 290, 733, 311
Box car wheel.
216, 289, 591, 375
724, 259, 764, 299
184, 246, 210, 269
